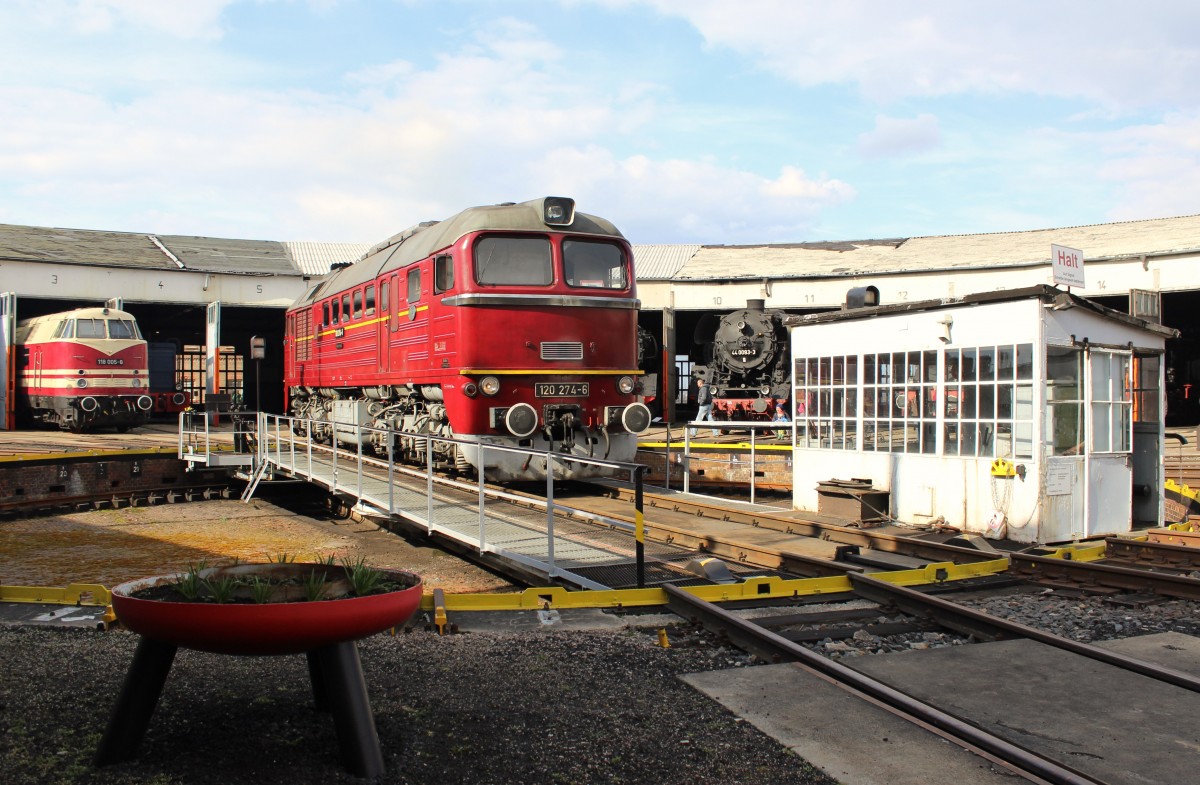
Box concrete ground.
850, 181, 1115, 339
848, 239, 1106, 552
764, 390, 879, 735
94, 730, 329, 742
685, 632, 1200, 785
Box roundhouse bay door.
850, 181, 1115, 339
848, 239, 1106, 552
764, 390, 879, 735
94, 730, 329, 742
0, 292, 14, 430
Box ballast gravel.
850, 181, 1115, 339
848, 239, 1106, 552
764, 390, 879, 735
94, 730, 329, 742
0, 624, 835, 785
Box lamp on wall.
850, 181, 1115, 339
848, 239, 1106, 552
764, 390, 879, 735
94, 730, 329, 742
937, 315, 953, 343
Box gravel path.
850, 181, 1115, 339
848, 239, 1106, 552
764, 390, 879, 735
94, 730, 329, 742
0, 624, 834, 785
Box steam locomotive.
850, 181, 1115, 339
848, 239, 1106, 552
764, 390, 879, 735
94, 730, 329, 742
283, 197, 651, 481
691, 299, 790, 420
15, 306, 154, 432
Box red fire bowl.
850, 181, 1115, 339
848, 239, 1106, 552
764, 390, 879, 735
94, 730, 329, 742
111, 566, 423, 655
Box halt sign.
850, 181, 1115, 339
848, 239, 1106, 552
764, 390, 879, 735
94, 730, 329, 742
1051, 244, 1085, 288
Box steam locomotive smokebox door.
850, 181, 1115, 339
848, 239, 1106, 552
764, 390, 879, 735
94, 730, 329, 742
816, 479, 889, 526
333, 400, 371, 446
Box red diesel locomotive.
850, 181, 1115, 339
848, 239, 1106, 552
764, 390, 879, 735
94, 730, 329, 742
284, 197, 650, 480
15, 306, 154, 432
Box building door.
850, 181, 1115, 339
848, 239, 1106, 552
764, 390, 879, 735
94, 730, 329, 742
1130, 353, 1164, 526
1085, 349, 1135, 537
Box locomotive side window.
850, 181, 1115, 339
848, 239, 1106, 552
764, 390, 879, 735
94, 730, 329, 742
341, 294, 350, 322
61, 320, 75, 339
323, 302, 331, 326
407, 267, 421, 302
380, 282, 389, 314
563, 240, 627, 289
365, 285, 376, 316
353, 289, 363, 319
434, 254, 454, 293
474, 236, 552, 286
332, 299, 341, 324
52, 320, 67, 339
77, 319, 106, 339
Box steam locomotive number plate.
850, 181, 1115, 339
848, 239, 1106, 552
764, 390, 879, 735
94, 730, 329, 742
535, 382, 589, 397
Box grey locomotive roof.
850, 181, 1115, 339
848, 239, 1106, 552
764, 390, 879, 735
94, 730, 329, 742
0, 222, 305, 277
783, 284, 1180, 339
675, 214, 1200, 281
297, 198, 627, 304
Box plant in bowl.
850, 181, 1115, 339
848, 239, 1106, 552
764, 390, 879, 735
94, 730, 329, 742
96, 559, 424, 778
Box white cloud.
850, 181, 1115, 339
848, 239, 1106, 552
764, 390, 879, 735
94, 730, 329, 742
645, 0, 1200, 110
1092, 112, 1200, 221
857, 114, 942, 158
0, 7, 861, 244
13, 0, 234, 40
531, 149, 855, 243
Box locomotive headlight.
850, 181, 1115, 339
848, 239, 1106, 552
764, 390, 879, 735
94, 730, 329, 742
76, 379, 88, 389
616, 375, 635, 395
480, 376, 501, 396
542, 196, 575, 226
462, 381, 479, 398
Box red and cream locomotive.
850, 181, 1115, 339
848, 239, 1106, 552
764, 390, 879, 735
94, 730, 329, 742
15, 306, 154, 432
284, 197, 650, 480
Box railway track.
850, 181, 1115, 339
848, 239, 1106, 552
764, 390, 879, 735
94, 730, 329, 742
668, 574, 1200, 785
266, 439, 1200, 603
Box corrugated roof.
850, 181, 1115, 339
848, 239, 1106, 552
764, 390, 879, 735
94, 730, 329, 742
675, 214, 1200, 281
0, 223, 178, 270
632, 244, 700, 280
283, 242, 372, 277
154, 234, 299, 276
0, 223, 305, 277
5, 212, 1198, 285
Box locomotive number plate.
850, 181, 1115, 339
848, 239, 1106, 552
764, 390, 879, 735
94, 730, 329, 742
535, 382, 589, 397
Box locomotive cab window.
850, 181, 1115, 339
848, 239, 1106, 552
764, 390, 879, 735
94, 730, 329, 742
323, 302, 331, 326
474, 236, 552, 286
564, 239, 627, 289
52, 320, 68, 339
109, 319, 140, 339
76, 319, 106, 339
380, 282, 389, 314
365, 285, 376, 316
434, 254, 454, 293
353, 289, 363, 319
407, 267, 421, 302
341, 294, 350, 322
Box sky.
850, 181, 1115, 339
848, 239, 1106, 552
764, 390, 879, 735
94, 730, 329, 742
2, 0, 1199, 246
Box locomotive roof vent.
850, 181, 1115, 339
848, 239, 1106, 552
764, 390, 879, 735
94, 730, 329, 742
540, 196, 576, 227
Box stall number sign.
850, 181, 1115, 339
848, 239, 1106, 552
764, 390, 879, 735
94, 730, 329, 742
1051, 244, 1085, 288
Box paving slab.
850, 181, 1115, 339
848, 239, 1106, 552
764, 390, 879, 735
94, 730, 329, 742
848, 634, 1200, 785
684, 632, 1200, 785
0, 601, 110, 629
682, 663, 1014, 785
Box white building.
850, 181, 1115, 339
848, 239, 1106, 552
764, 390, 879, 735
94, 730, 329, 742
785, 286, 1177, 544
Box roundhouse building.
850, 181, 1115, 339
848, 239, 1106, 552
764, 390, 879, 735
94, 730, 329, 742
4, 211, 1200, 429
